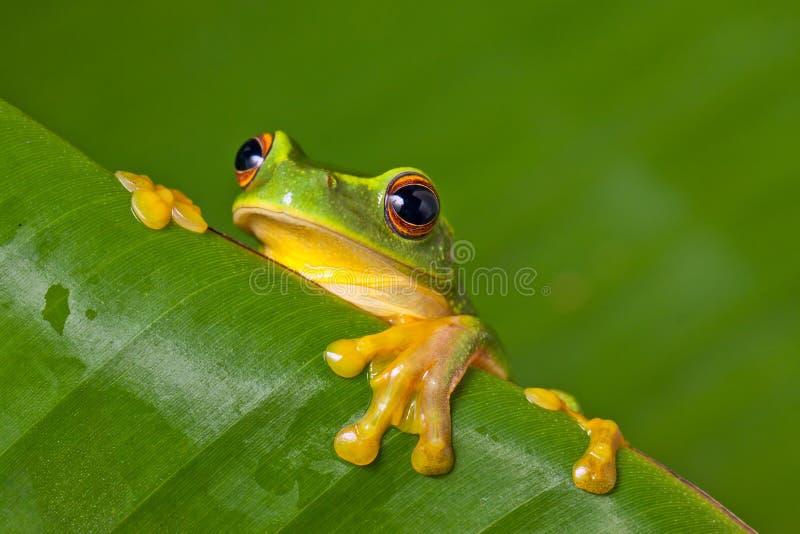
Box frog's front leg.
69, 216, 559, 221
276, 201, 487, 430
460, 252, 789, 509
324, 315, 506, 475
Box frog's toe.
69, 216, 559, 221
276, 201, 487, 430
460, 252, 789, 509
324, 323, 421, 378
131, 188, 172, 230
572, 418, 623, 494
115, 170, 154, 192
410, 361, 456, 475
324, 339, 372, 378
172, 200, 208, 233
573, 452, 616, 495
334, 424, 382, 465
411, 436, 454, 475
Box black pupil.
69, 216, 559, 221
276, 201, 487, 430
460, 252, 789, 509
389, 185, 438, 226
235, 138, 264, 171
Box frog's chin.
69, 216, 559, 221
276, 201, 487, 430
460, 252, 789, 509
233, 205, 451, 321
233, 205, 391, 269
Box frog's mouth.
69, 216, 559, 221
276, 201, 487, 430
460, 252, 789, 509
233, 205, 451, 321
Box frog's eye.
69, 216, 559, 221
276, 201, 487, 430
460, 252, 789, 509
385, 173, 440, 239
235, 133, 273, 189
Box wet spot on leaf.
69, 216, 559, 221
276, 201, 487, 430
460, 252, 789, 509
42, 283, 70, 335
85, 309, 97, 321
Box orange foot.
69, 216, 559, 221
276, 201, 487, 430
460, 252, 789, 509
525, 387, 626, 494
324, 315, 507, 475
115, 171, 207, 233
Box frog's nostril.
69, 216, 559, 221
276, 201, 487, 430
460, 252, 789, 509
326, 174, 337, 189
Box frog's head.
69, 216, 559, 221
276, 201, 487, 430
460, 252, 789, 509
232, 131, 462, 318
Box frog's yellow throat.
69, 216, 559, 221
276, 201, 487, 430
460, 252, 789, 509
233, 206, 451, 322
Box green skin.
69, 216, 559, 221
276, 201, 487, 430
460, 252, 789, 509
231, 131, 510, 474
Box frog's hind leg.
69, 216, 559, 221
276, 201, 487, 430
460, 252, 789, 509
324, 316, 502, 474
524, 387, 626, 494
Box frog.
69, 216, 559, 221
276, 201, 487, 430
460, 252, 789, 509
116, 130, 625, 494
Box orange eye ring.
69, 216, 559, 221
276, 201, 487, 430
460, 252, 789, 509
384, 172, 440, 239
235, 133, 273, 189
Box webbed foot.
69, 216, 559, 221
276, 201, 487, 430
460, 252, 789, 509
325, 316, 505, 475
525, 387, 626, 494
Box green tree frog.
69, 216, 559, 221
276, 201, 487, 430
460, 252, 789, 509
116, 131, 625, 494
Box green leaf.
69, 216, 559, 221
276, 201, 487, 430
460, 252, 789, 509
0, 99, 751, 532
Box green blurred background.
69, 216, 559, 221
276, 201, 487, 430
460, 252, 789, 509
2, 1, 798, 530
